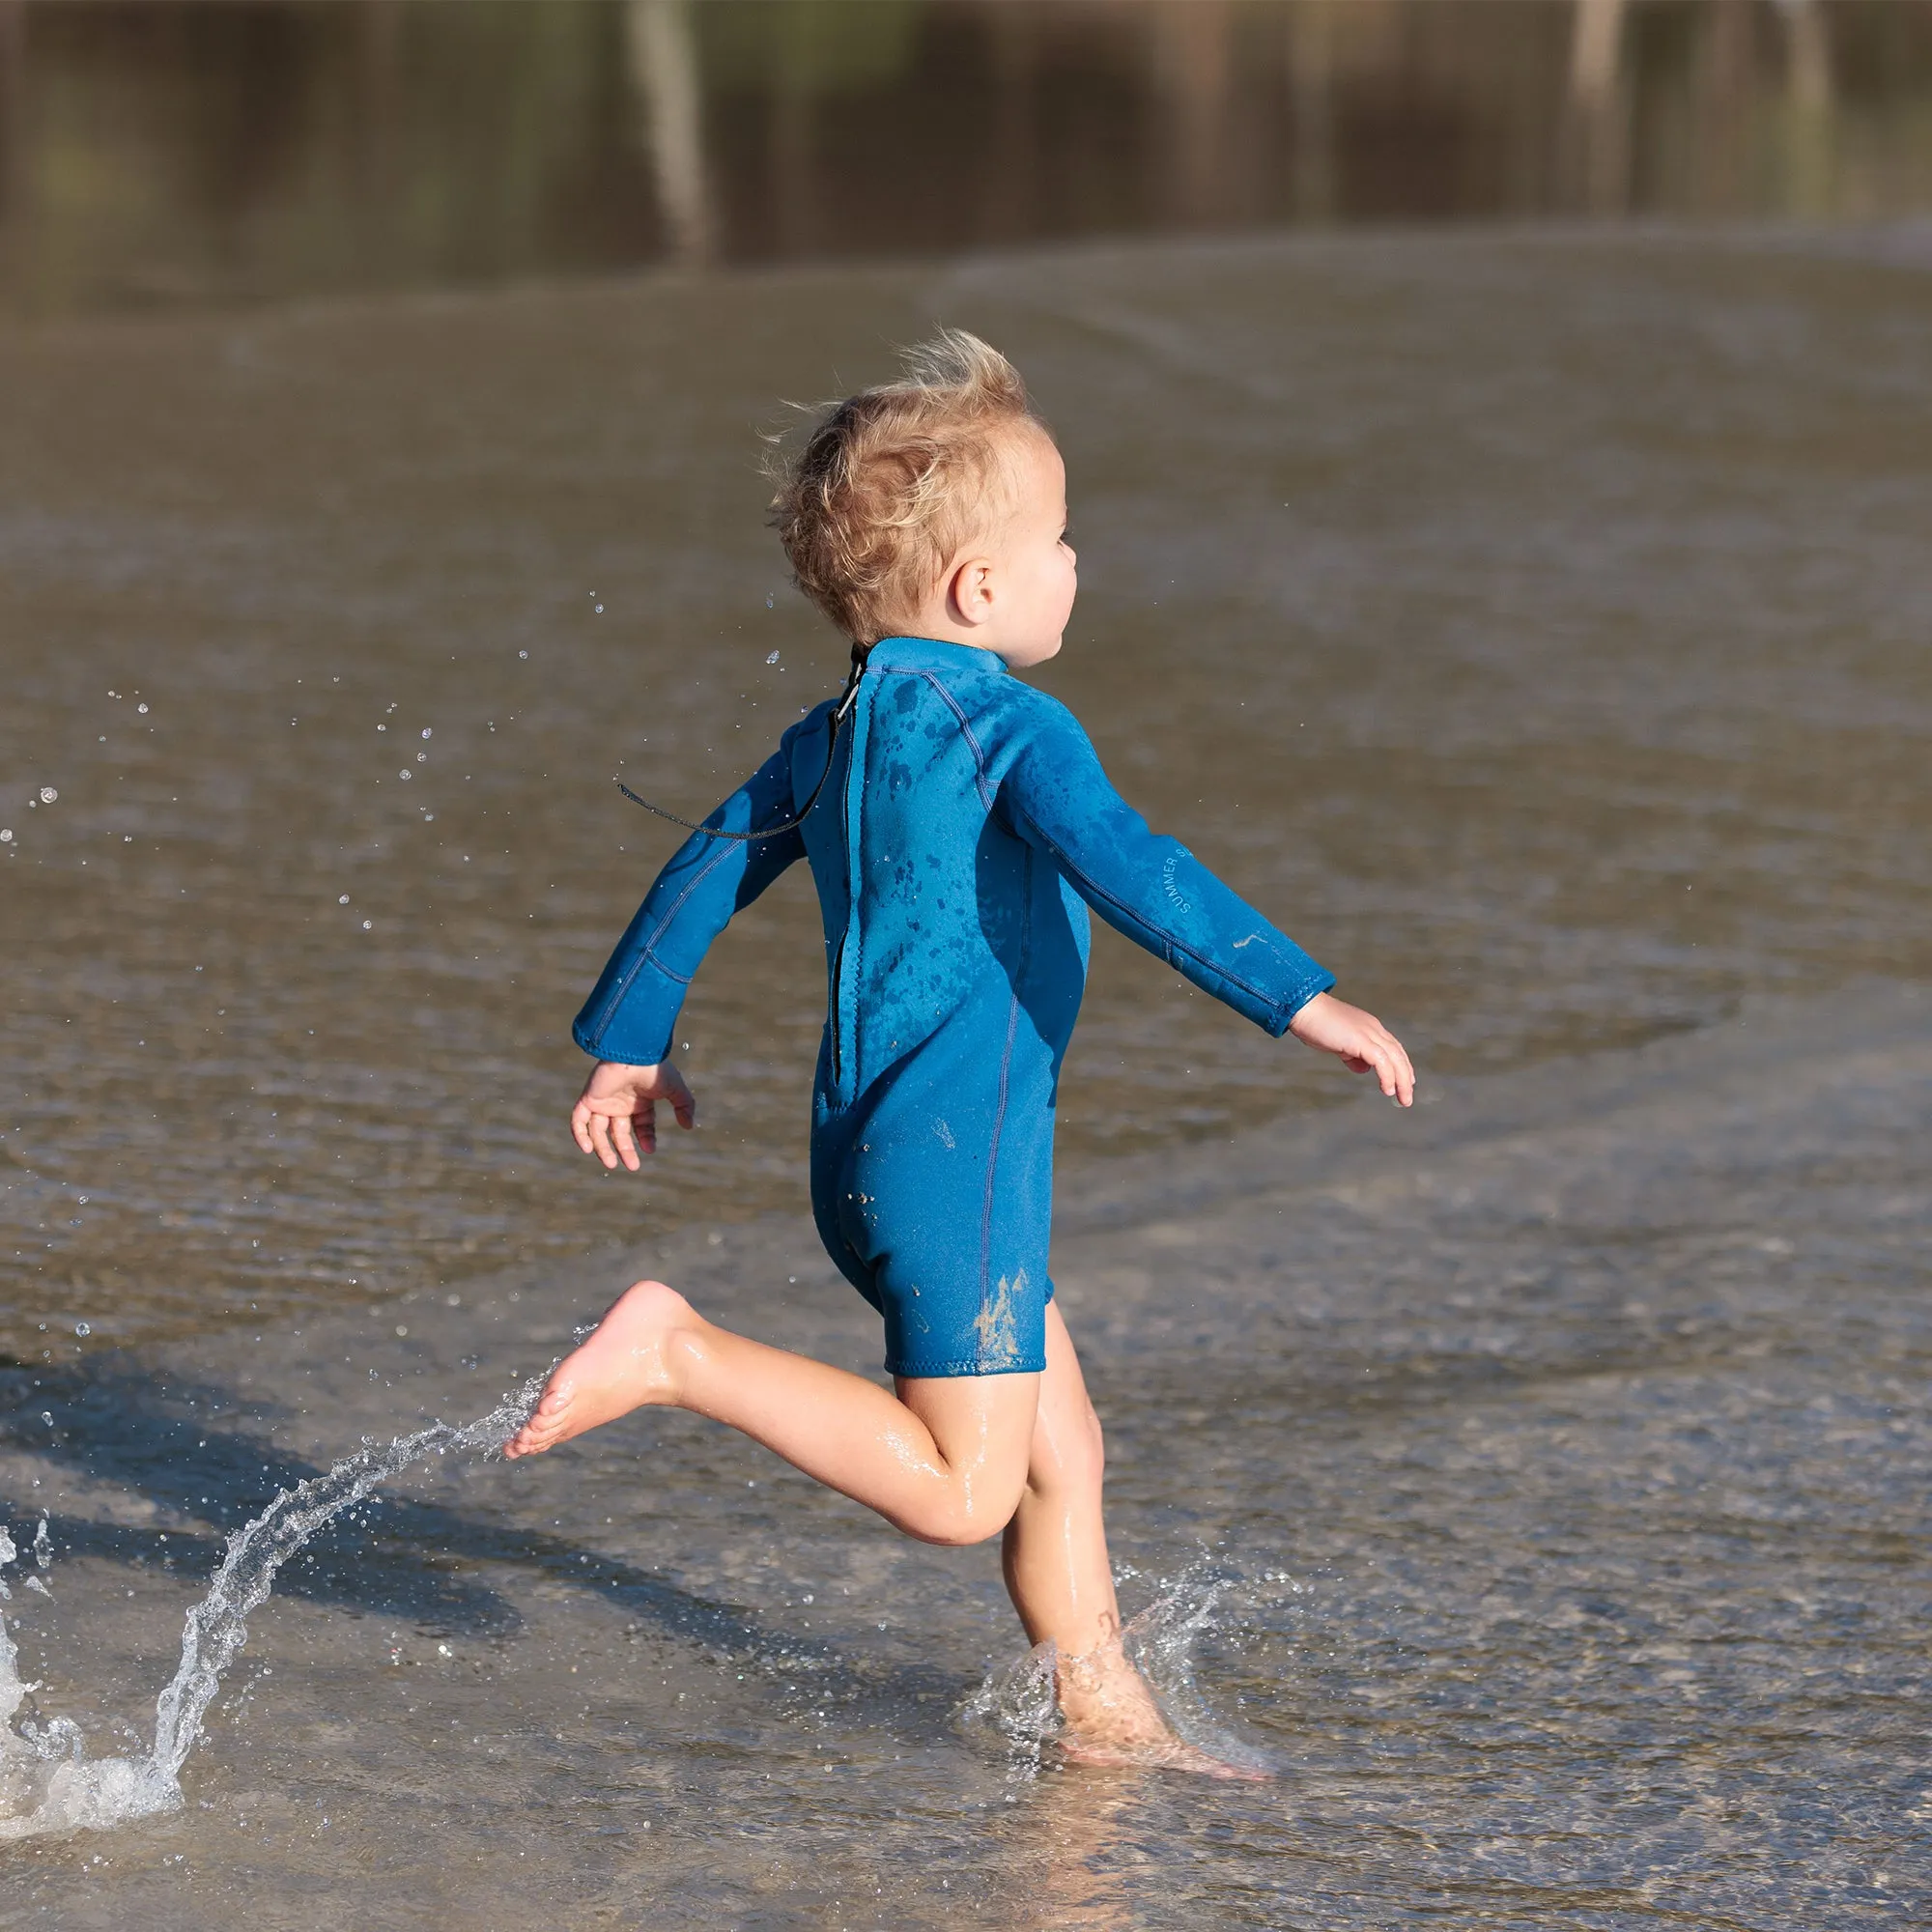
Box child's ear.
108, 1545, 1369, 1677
947, 555, 997, 628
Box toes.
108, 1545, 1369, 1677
505, 1399, 570, 1457
522, 1382, 573, 1430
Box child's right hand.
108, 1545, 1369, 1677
571, 1060, 697, 1171
1287, 993, 1416, 1107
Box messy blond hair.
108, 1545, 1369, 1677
767, 329, 1046, 644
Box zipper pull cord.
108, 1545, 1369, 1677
615, 642, 870, 842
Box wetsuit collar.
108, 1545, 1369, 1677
864, 636, 1011, 677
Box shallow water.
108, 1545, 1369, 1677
3, 212, 1932, 1925
3, 981, 1929, 1922
0, 1383, 540, 1843
5, 225, 1929, 1349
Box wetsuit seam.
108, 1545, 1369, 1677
972, 840, 1034, 1344
1011, 803, 1300, 1016
898, 669, 995, 808
885, 1353, 1046, 1378
980, 990, 1021, 1322
581, 845, 731, 1046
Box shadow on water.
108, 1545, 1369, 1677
0, 1351, 972, 1727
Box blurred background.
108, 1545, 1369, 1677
4, 0, 1932, 318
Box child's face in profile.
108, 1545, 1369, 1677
916, 427, 1078, 668
983, 430, 1078, 668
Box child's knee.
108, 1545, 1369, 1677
611, 1276, 694, 1322
1032, 1397, 1105, 1500
911, 1515, 1002, 1549
904, 1476, 1029, 1548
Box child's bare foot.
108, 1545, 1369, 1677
1055, 1638, 1268, 1781
502, 1279, 695, 1459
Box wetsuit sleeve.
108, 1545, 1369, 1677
572, 736, 808, 1064
997, 701, 1335, 1037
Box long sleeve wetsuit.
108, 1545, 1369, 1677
575, 636, 1334, 1378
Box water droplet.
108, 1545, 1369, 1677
766, 650, 781, 665
415, 752, 426, 763
338, 894, 350, 904
594, 604, 604, 614
0, 830, 12, 843
518, 650, 528, 660
398, 769, 412, 781
420, 727, 432, 739
136, 704, 149, 715
361, 919, 373, 930
765, 594, 775, 609
74, 1322, 90, 1337
40, 786, 58, 804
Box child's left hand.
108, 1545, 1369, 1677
571, 1059, 697, 1170
1288, 993, 1415, 1107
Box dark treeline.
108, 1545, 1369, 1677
1, 0, 1930, 315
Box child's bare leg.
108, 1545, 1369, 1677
503, 1280, 1037, 1546
1000, 1304, 1119, 1655
1005, 1307, 1257, 1775
1001, 1304, 1173, 1753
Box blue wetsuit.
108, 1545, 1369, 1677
575, 636, 1334, 1379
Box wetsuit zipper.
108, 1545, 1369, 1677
828, 927, 846, 1083
830, 679, 865, 1091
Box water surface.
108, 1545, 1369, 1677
2, 66, 1931, 1929
3, 225, 1926, 1347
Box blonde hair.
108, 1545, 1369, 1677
767, 329, 1047, 644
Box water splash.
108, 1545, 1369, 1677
957, 1560, 1283, 1776
957, 1638, 1062, 1773
0, 1378, 540, 1840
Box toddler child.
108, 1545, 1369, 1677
505, 332, 1414, 1766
